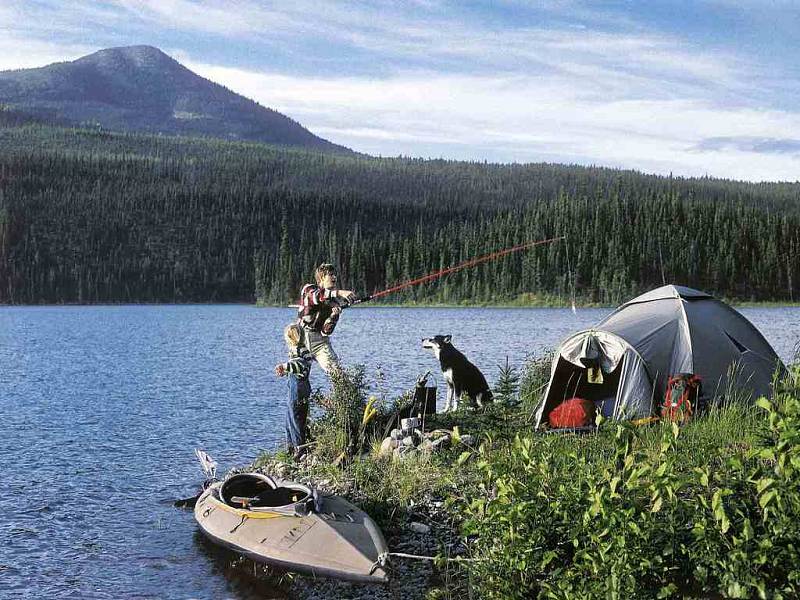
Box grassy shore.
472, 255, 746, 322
240, 354, 800, 599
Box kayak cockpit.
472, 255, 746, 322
219, 473, 316, 515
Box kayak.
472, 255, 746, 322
194, 472, 389, 583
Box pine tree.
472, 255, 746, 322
494, 356, 520, 406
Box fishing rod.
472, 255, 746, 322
351, 235, 565, 304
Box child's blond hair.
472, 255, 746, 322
314, 263, 337, 285
284, 323, 302, 348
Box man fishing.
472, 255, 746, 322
297, 263, 356, 375
295, 239, 563, 375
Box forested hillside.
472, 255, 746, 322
1, 123, 798, 305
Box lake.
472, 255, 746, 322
1, 305, 798, 598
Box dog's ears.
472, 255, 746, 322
443, 335, 452, 343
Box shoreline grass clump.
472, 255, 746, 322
255, 365, 473, 520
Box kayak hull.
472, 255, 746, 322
194, 474, 389, 583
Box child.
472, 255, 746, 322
296, 263, 356, 376
275, 323, 314, 456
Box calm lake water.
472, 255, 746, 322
1, 305, 798, 598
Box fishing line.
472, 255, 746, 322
563, 234, 577, 314
361, 235, 565, 302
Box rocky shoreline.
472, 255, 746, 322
243, 452, 467, 600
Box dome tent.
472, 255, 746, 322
535, 285, 785, 427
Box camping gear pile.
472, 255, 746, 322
662, 373, 704, 423
378, 417, 474, 459
537, 285, 786, 429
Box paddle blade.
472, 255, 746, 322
174, 492, 201, 509
195, 448, 218, 480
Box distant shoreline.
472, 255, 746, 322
3, 299, 800, 309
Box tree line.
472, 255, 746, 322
1, 123, 798, 305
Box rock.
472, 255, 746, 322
460, 434, 475, 446
401, 435, 416, 447
409, 521, 431, 534
390, 428, 403, 440
431, 435, 451, 450
379, 437, 398, 457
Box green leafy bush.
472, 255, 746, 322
310, 365, 420, 463
311, 365, 375, 461
518, 349, 553, 419
460, 374, 800, 599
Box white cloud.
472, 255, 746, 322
187, 61, 800, 181
0, 34, 93, 71
109, 0, 295, 36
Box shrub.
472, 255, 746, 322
311, 365, 374, 461
310, 365, 419, 463
460, 372, 800, 599
518, 349, 553, 418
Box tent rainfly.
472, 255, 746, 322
535, 285, 786, 427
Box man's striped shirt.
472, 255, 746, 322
298, 283, 339, 332
300, 283, 336, 307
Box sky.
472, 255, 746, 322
1, 1, 799, 182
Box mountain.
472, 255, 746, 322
0, 45, 350, 152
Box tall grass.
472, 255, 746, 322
518, 348, 554, 420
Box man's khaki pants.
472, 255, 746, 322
302, 330, 340, 375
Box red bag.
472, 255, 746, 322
662, 374, 702, 423
549, 397, 596, 428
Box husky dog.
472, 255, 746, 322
422, 335, 493, 411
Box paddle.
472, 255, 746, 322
174, 493, 202, 509
174, 448, 219, 508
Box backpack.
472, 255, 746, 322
662, 373, 702, 423
549, 397, 596, 428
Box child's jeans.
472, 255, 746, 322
285, 373, 310, 452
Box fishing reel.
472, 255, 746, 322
339, 294, 372, 307
320, 294, 372, 336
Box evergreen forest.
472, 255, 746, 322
1, 121, 799, 306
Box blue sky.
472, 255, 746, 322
2, 1, 799, 181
